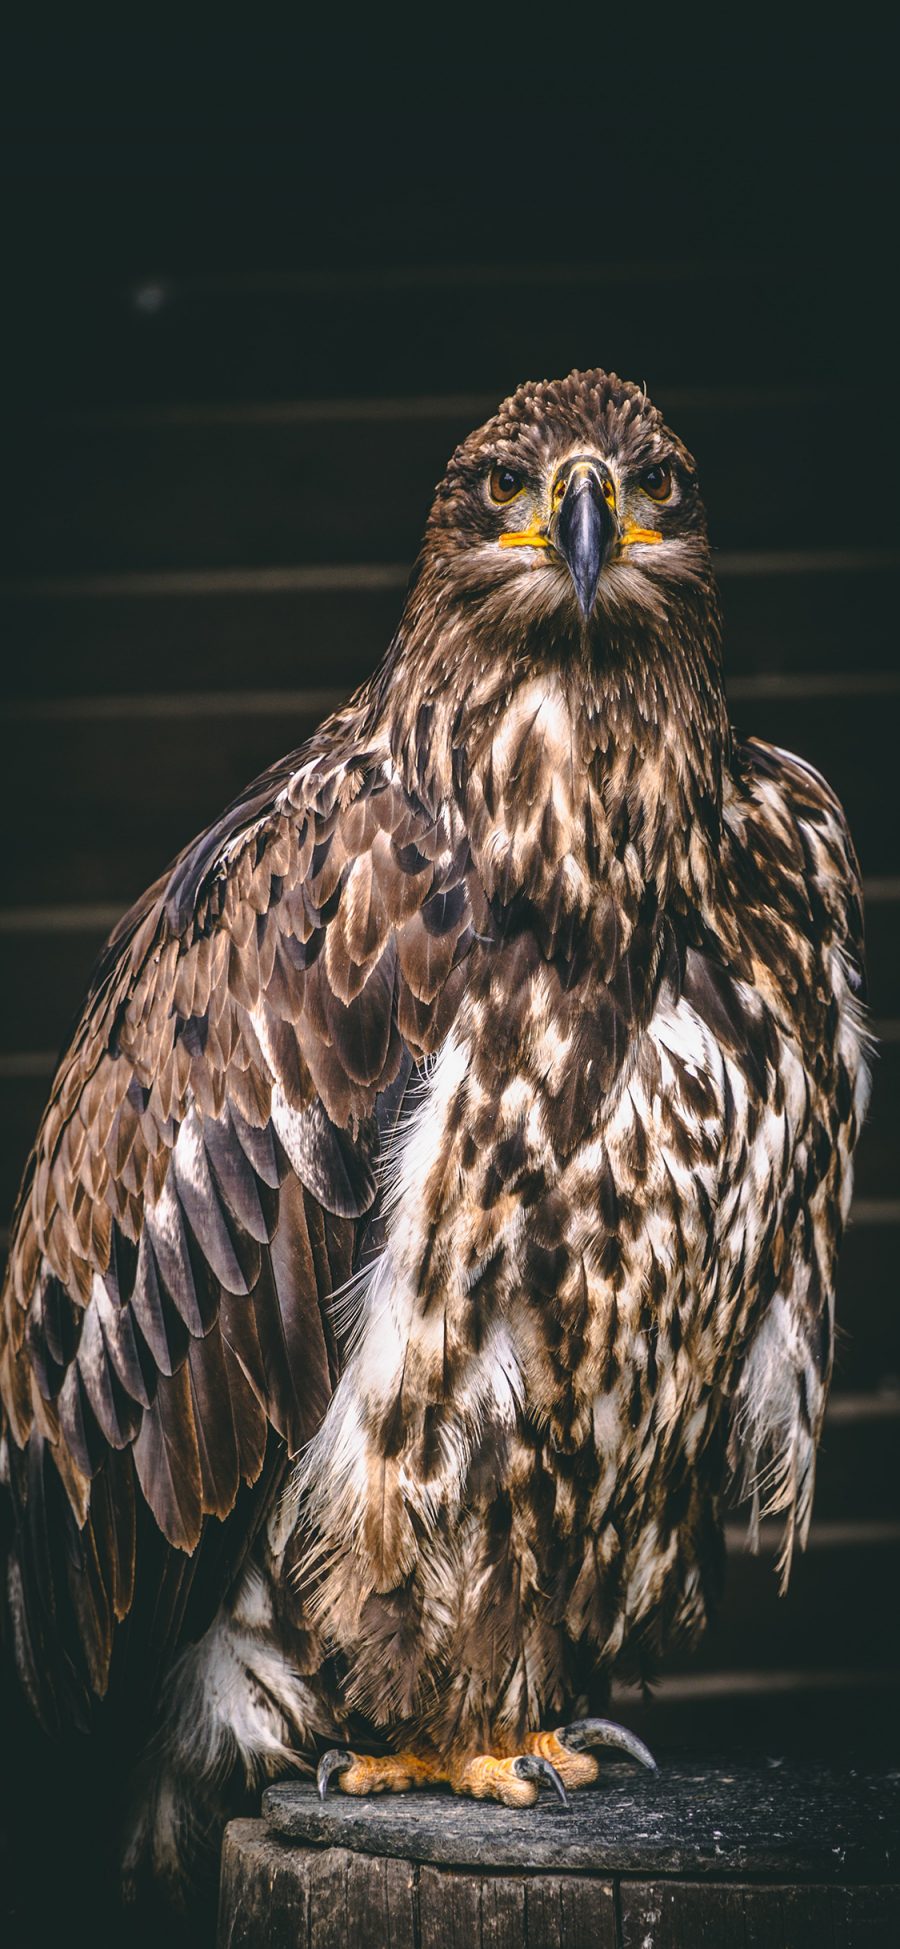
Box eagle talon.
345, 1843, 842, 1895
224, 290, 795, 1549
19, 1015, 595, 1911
317, 1748, 354, 1800
557, 1717, 657, 1772
512, 1752, 572, 1810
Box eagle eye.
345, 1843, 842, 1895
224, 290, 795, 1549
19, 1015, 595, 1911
489, 464, 525, 505
640, 461, 673, 503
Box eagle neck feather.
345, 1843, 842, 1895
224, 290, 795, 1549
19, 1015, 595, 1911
379, 586, 729, 929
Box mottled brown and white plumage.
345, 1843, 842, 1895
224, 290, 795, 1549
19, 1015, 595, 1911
0, 369, 870, 1896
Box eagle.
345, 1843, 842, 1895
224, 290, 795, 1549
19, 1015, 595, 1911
0, 368, 871, 1903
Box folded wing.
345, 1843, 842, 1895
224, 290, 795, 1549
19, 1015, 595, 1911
0, 723, 477, 1731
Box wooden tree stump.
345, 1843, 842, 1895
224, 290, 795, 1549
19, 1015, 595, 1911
217, 1761, 900, 1946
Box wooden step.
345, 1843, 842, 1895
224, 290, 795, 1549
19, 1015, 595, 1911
863, 891, 900, 1020
831, 1222, 900, 1393
0, 693, 329, 906
805, 1404, 900, 1522
7, 389, 896, 578
16, 258, 878, 413
611, 1668, 900, 1760
2, 553, 897, 701
0, 909, 123, 1057
665, 1522, 900, 1678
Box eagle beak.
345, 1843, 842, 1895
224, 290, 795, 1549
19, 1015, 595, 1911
553, 464, 616, 619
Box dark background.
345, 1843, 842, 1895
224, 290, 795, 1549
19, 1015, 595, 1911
1, 24, 898, 1938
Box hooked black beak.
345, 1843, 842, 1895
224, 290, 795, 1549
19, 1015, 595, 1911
553, 465, 616, 619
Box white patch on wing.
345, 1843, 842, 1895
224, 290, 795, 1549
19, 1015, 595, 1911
157, 1565, 333, 1789
380, 1031, 468, 1215
654, 996, 718, 1072
286, 1023, 526, 1592
120, 1562, 337, 1903
731, 1289, 819, 1581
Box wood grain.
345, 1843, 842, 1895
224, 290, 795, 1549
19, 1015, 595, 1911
218, 1807, 899, 1947
619, 1881, 899, 1948
262, 1768, 900, 1881
218, 1827, 418, 1948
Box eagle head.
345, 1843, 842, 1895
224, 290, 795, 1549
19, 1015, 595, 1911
422, 367, 714, 641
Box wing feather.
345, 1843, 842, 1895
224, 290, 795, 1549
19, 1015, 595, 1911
1, 724, 476, 1728
727, 739, 872, 1575
132, 1362, 204, 1552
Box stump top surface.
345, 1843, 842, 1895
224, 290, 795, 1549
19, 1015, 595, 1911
263, 1761, 900, 1880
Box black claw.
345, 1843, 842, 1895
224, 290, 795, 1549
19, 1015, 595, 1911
513, 1752, 572, 1811
317, 1748, 354, 1801
558, 1717, 657, 1772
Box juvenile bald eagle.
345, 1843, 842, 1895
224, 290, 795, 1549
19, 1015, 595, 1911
1, 370, 870, 1900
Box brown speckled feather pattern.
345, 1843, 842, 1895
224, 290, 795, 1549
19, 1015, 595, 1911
0, 370, 870, 1877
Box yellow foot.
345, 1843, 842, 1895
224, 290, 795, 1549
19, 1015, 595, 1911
449, 1751, 570, 1809
317, 1749, 437, 1798
317, 1717, 655, 1810
523, 1730, 600, 1790
317, 1744, 569, 1809
525, 1717, 657, 1791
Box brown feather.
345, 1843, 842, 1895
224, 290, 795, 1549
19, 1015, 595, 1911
132, 1363, 203, 1552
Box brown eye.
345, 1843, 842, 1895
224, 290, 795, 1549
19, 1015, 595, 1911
641, 460, 673, 503
489, 464, 524, 504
